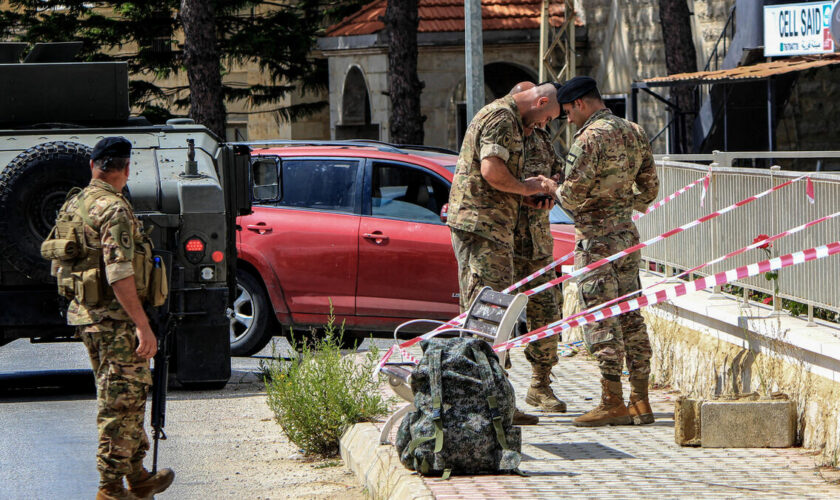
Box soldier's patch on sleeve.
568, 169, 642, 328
565, 143, 584, 178
119, 231, 131, 249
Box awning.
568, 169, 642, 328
637, 54, 840, 87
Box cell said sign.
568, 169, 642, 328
764, 1, 837, 56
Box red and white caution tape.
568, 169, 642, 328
398, 346, 419, 364
373, 345, 396, 375
523, 175, 808, 298
633, 173, 709, 221
561, 209, 840, 328
494, 240, 840, 352
417, 173, 715, 339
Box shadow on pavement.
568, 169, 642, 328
0, 369, 95, 401
531, 442, 636, 460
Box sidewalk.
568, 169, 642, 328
342, 346, 840, 499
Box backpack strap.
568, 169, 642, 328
406, 349, 445, 456
471, 346, 511, 451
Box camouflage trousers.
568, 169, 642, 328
513, 253, 561, 370
451, 228, 513, 313
575, 230, 651, 381
78, 319, 152, 486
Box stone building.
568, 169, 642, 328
318, 0, 578, 151
319, 0, 838, 158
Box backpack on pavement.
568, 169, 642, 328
395, 336, 521, 477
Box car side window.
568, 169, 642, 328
370, 161, 449, 224
277, 158, 359, 213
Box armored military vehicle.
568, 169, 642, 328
0, 42, 251, 387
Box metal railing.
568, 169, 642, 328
637, 154, 840, 323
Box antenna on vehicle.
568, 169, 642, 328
184, 138, 199, 176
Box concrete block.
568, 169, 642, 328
674, 397, 702, 446
700, 399, 796, 448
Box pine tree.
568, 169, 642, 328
0, 0, 365, 130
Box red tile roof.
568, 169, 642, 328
325, 0, 579, 38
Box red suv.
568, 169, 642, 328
231, 141, 575, 355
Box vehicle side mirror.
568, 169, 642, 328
250, 157, 280, 202
439, 203, 449, 223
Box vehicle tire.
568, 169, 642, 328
0, 141, 92, 283
229, 269, 274, 357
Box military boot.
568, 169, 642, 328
628, 378, 655, 425
512, 408, 540, 425
525, 369, 567, 412
126, 468, 175, 500
572, 379, 631, 427
96, 482, 139, 500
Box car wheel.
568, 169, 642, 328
229, 269, 273, 356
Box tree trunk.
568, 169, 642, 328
384, 0, 424, 144
180, 0, 226, 139
658, 0, 697, 152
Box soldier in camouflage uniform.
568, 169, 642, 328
506, 82, 567, 413
447, 83, 562, 425
543, 77, 659, 427
49, 137, 175, 500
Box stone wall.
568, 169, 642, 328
577, 0, 732, 153
562, 283, 840, 464
327, 51, 390, 141
776, 66, 840, 170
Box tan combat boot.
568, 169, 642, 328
512, 408, 540, 425
96, 482, 139, 500
126, 468, 175, 500
628, 378, 655, 425
572, 379, 631, 427
525, 369, 567, 412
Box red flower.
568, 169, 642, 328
753, 234, 771, 249
762, 296, 773, 305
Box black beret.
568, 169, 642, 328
556, 76, 599, 104
91, 137, 132, 161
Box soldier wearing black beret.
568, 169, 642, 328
91, 136, 132, 171
44, 134, 176, 498
542, 76, 660, 428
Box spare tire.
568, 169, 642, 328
0, 141, 91, 283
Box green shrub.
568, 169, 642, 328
264, 314, 390, 457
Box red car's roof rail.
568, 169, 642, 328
230, 139, 457, 156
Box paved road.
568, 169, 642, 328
0, 334, 390, 499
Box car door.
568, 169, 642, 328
239, 155, 362, 316
356, 159, 459, 319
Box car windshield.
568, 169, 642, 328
549, 205, 573, 224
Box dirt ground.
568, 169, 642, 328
160, 372, 367, 499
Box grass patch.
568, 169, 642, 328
264, 312, 390, 457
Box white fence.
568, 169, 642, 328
637, 154, 840, 321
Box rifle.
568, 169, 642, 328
150, 249, 174, 474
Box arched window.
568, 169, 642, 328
337, 66, 379, 140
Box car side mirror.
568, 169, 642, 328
439, 203, 449, 223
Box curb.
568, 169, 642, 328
340, 422, 434, 500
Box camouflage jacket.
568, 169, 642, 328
514, 128, 563, 259
447, 95, 525, 248
559, 109, 659, 240
61, 179, 141, 325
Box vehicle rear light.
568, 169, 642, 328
184, 236, 206, 264
211, 250, 224, 263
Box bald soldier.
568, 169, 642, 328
542, 76, 659, 427
447, 83, 561, 425
508, 82, 567, 413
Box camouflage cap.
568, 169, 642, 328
91, 137, 132, 161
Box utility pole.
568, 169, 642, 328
465, 0, 485, 122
